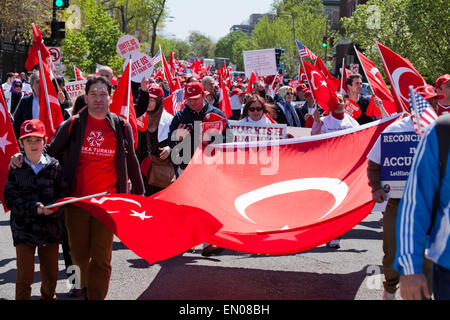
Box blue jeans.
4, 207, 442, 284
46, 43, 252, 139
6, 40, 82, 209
433, 263, 450, 300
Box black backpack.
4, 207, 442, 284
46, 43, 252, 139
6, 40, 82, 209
428, 114, 450, 234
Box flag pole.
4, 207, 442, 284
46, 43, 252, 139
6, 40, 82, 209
300, 56, 317, 106
126, 58, 131, 123
409, 85, 421, 133
44, 192, 110, 209
37, 48, 54, 132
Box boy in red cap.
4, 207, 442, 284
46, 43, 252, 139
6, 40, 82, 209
3, 119, 68, 299
435, 74, 450, 116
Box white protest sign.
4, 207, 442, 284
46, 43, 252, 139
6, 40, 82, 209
127, 52, 154, 82
229, 120, 287, 143
116, 35, 141, 59
65, 80, 86, 100
243, 48, 277, 79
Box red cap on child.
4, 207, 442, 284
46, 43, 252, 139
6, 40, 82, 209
19, 119, 47, 140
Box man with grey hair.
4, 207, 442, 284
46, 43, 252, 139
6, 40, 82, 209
201, 76, 219, 107
13, 72, 40, 139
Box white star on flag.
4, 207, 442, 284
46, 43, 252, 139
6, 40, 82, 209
0, 132, 12, 154
130, 210, 153, 221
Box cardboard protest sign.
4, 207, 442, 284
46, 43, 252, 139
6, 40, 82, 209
380, 131, 421, 198
116, 35, 140, 59
65, 80, 86, 100
229, 120, 287, 143
128, 52, 154, 83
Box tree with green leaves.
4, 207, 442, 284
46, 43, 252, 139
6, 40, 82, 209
61, 0, 123, 78
341, 0, 449, 82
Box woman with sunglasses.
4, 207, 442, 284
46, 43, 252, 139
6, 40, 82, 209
239, 94, 276, 125
10, 79, 24, 114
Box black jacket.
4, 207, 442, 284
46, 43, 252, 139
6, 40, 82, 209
4, 153, 68, 247
12, 94, 34, 139
168, 103, 232, 170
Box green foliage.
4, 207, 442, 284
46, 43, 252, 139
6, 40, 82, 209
62, 0, 123, 78
341, 0, 450, 83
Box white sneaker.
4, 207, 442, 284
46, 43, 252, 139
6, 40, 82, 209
382, 290, 396, 300
327, 239, 341, 249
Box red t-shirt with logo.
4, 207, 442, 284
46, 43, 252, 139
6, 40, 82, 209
72, 115, 118, 197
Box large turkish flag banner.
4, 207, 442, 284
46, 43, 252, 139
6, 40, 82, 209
57, 194, 223, 264
155, 114, 401, 254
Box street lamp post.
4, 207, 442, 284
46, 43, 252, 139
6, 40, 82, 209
278, 12, 296, 74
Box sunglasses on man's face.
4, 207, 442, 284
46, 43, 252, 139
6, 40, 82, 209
15, 85, 22, 88
249, 106, 263, 112
285, 92, 294, 95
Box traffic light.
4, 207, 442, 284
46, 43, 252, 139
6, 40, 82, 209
51, 19, 66, 41
329, 35, 334, 47
322, 36, 328, 48
53, 0, 70, 10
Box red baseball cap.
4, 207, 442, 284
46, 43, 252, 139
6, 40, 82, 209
148, 85, 164, 99
296, 83, 308, 92
435, 74, 450, 89
415, 84, 445, 101
19, 119, 46, 140
184, 82, 204, 99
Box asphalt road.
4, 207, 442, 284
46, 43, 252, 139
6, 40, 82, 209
0, 203, 394, 301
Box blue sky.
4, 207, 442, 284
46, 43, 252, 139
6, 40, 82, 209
163, 0, 275, 42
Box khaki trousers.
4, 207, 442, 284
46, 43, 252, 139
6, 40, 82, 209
383, 198, 433, 295
65, 205, 114, 300
15, 244, 59, 300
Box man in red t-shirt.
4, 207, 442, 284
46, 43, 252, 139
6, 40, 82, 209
10, 76, 144, 299
435, 74, 450, 116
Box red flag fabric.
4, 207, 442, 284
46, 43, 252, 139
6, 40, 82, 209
303, 61, 339, 113
155, 114, 401, 254
24, 24, 51, 71
136, 112, 148, 132
53, 194, 222, 264
160, 46, 178, 93
109, 61, 138, 149
340, 61, 349, 95
315, 56, 340, 92
74, 66, 86, 81
163, 88, 185, 116
0, 92, 20, 212
218, 74, 232, 118
355, 49, 396, 115
344, 98, 362, 119
38, 57, 64, 140
376, 41, 426, 113
246, 72, 257, 94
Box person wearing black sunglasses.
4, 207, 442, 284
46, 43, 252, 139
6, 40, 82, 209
239, 94, 276, 125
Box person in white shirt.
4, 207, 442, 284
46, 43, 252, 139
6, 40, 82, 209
2, 72, 15, 92
311, 93, 359, 135
239, 94, 276, 125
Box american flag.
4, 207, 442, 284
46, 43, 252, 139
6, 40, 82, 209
296, 40, 317, 60
409, 86, 438, 135
152, 50, 162, 66
172, 89, 185, 115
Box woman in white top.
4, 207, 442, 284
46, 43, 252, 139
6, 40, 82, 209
239, 94, 276, 125
311, 93, 359, 135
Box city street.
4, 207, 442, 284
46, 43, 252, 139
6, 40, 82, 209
0, 203, 392, 301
